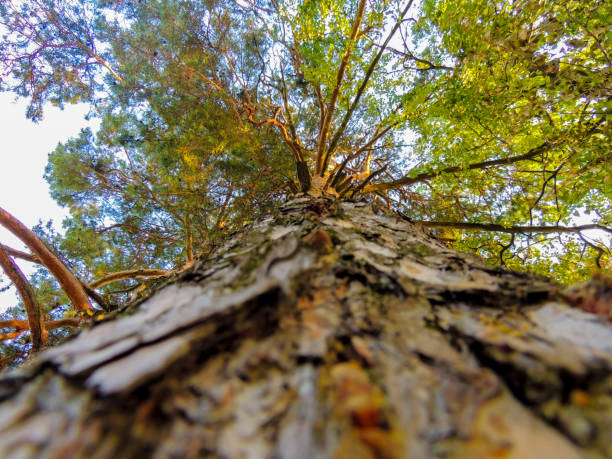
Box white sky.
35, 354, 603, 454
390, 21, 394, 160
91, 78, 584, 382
0, 93, 96, 313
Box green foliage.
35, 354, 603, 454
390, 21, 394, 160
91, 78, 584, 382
0, 0, 610, 358
399, 0, 611, 280
0, 0, 118, 121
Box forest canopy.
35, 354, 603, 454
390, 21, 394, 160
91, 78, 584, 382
0, 0, 610, 358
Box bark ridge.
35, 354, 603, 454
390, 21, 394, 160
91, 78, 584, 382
0, 197, 610, 458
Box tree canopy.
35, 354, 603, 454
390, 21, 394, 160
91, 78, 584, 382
0, 0, 610, 359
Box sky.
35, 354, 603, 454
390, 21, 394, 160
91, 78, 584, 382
0, 93, 97, 313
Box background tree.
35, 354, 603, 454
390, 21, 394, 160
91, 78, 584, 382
401, 0, 611, 280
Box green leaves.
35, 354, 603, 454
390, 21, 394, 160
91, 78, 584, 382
0, 0, 122, 121
388, 0, 611, 281
2, 0, 611, 300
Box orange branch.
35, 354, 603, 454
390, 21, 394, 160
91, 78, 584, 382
0, 243, 40, 263
0, 247, 46, 351
0, 318, 82, 332
0, 206, 92, 311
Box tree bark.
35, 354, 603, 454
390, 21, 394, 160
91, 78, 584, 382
0, 196, 610, 458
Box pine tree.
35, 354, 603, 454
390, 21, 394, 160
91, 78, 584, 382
0, 1, 610, 456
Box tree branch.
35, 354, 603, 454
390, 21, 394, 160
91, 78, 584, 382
315, 0, 367, 174
498, 233, 515, 268
349, 165, 389, 198
43, 4, 123, 83
323, 0, 415, 169
0, 243, 115, 312
80, 281, 113, 312
577, 233, 608, 269
385, 45, 456, 72
364, 141, 552, 193
418, 221, 612, 235
0, 318, 82, 331
88, 269, 170, 290
0, 207, 92, 311
0, 247, 46, 351
0, 244, 39, 264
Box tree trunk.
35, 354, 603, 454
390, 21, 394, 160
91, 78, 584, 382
0, 197, 610, 458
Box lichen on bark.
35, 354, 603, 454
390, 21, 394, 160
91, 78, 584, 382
0, 196, 610, 458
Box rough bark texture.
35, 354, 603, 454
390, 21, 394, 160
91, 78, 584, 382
0, 197, 610, 458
